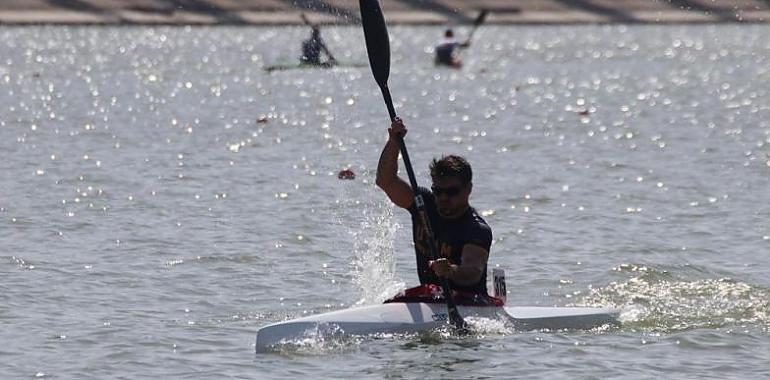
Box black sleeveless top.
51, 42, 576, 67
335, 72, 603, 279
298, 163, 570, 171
407, 187, 492, 294
301, 37, 322, 64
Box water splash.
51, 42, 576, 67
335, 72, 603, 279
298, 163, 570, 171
350, 200, 405, 305
576, 264, 770, 332
263, 324, 365, 355
464, 315, 514, 336
329, 175, 404, 305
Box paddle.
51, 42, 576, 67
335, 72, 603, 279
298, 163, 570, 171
359, 0, 468, 333
299, 12, 313, 27
300, 12, 337, 64
464, 9, 489, 45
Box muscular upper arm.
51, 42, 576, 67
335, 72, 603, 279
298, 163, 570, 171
378, 176, 414, 209
461, 244, 489, 273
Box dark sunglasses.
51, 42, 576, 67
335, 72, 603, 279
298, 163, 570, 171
431, 185, 463, 197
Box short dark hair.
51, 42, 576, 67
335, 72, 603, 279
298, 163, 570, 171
429, 155, 472, 185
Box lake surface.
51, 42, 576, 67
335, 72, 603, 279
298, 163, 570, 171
1, 23, 768, 379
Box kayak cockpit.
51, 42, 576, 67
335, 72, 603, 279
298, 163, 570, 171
384, 283, 504, 307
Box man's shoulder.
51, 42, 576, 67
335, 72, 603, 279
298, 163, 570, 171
412, 186, 434, 204
462, 207, 492, 249
467, 208, 492, 234
406, 186, 432, 213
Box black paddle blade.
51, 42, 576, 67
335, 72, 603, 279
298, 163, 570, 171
300, 13, 313, 27
474, 9, 489, 26
446, 300, 470, 334
359, 0, 390, 88
450, 312, 470, 335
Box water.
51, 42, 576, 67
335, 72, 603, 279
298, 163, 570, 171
1, 23, 768, 379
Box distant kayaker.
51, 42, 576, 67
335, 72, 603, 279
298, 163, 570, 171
376, 117, 492, 296
300, 26, 337, 66
434, 28, 470, 68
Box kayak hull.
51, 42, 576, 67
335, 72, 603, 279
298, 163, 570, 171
255, 302, 619, 352
504, 306, 620, 330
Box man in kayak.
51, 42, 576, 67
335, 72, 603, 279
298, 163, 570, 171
435, 28, 470, 68
376, 117, 492, 298
300, 26, 337, 67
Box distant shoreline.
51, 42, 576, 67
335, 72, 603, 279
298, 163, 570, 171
0, 3, 768, 26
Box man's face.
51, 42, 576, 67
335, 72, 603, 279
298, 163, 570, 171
431, 177, 471, 218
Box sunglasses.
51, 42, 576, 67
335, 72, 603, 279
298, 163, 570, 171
431, 185, 463, 197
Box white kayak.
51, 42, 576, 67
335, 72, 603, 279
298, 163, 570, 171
255, 301, 619, 352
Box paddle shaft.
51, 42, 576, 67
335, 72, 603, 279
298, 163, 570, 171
466, 10, 489, 43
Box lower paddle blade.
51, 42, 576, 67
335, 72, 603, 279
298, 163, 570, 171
449, 308, 470, 334
359, 0, 391, 87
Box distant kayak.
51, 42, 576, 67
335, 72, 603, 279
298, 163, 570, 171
264, 61, 367, 72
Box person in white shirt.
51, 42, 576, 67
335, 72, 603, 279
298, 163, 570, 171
434, 28, 470, 68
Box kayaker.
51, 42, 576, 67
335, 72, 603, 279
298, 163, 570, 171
376, 117, 492, 297
434, 28, 470, 68
300, 26, 337, 66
